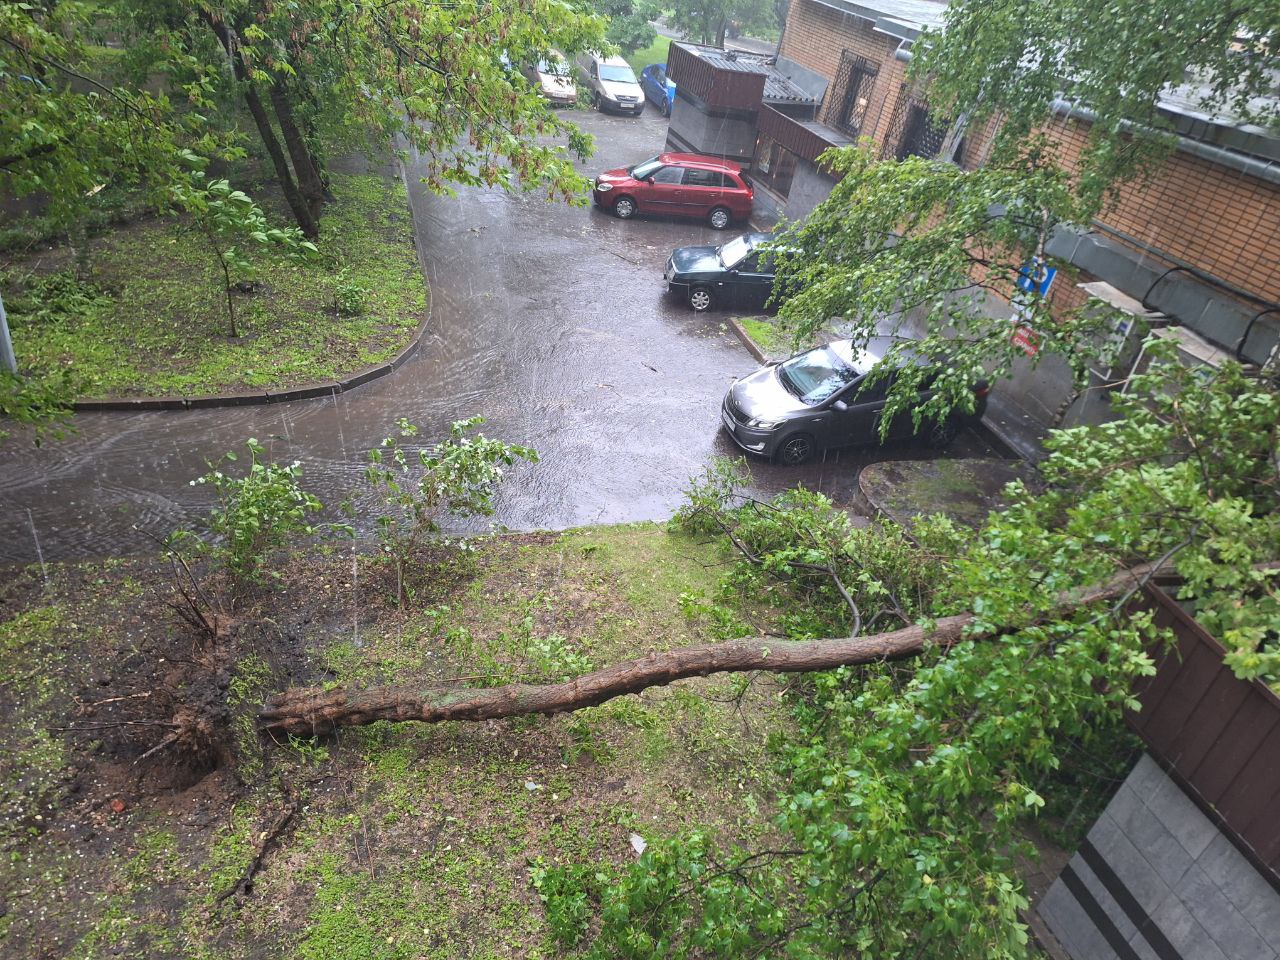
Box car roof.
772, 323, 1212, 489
659, 152, 741, 173
598, 54, 633, 67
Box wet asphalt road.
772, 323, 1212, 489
0, 110, 997, 563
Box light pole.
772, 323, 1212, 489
0, 289, 17, 375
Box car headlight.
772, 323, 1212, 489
748, 418, 783, 430
595, 181, 612, 192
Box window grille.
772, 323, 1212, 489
825, 51, 879, 138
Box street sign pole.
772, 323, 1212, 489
0, 289, 17, 375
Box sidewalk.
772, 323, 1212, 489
980, 390, 1051, 463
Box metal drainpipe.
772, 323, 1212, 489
1049, 98, 1280, 186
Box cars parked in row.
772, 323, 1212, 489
639, 63, 676, 116
664, 232, 783, 312
721, 337, 990, 464
576, 52, 645, 115
521, 51, 576, 106
592, 153, 753, 229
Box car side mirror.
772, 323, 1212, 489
645, 176, 655, 184
832, 400, 849, 412
729, 268, 739, 275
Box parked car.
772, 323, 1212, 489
592, 153, 754, 229
522, 51, 576, 106
665, 232, 789, 311
721, 337, 990, 465
640, 62, 676, 116
576, 52, 645, 115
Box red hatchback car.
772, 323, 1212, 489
592, 153, 754, 230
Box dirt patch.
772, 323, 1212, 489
0, 525, 788, 959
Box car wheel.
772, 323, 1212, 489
708, 206, 732, 230
775, 433, 815, 466
664, 100, 672, 118
925, 417, 961, 448
613, 196, 637, 220
688, 285, 715, 312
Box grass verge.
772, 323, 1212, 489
624, 35, 673, 76
0, 523, 788, 958
1, 169, 427, 399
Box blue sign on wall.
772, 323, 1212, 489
1016, 258, 1057, 297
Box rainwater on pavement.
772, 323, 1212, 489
0, 110, 997, 564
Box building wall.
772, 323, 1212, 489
778, 0, 910, 151
1038, 754, 1280, 960
666, 94, 759, 161
1046, 120, 1280, 302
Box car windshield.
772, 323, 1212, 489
777, 343, 863, 405
600, 64, 637, 83
539, 57, 571, 77
717, 235, 752, 267
628, 157, 662, 179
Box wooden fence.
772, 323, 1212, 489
1129, 583, 1280, 883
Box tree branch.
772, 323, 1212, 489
260, 561, 1170, 736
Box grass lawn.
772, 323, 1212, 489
736, 314, 810, 359
1, 169, 427, 400
0, 523, 789, 958
624, 35, 672, 75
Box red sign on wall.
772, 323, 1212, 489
1012, 324, 1039, 357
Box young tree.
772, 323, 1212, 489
168, 161, 318, 337
364, 417, 538, 604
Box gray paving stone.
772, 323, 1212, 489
1039, 881, 1090, 959
1103, 787, 1195, 891
1040, 878, 1125, 960
1195, 832, 1280, 950
1174, 862, 1277, 960
1127, 929, 1162, 960
1127, 753, 1167, 798
1151, 894, 1231, 960
1142, 767, 1219, 860
1074, 855, 1139, 942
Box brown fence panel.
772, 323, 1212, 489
1128, 583, 1280, 881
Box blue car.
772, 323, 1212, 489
640, 63, 676, 116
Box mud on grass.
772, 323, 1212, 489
0, 523, 789, 959
0, 169, 427, 400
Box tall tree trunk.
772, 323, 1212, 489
270, 78, 326, 220
259, 562, 1165, 737
202, 13, 319, 238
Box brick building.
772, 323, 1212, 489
665, 0, 1280, 440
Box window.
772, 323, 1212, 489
683, 168, 722, 188
893, 98, 948, 160
752, 137, 798, 197
827, 51, 879, 138
650, 166, 685, 184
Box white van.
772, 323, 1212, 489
576, 52, 645, 116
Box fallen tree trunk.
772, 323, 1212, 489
259, 563, 1161, 736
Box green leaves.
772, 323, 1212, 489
770, 146, 1116, 438
364, 416, 537, 603
171, 438, 344, 586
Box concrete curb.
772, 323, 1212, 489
727, 317, 767, 363
71, 157, 431, 414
